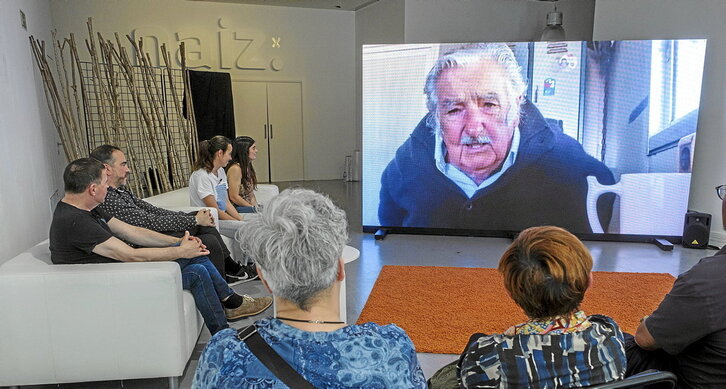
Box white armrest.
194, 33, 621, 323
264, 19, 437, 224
254, 184, 279, 205
0, 260, 192, 384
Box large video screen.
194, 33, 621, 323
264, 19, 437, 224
362, 40, 707, 237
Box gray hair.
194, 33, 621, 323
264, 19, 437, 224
424, 43, 527, 131
238, 188, 348, 310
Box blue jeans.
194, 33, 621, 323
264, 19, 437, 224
175, 256, 234, 335
235, 205, 256, 213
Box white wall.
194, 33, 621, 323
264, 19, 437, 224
0, 0, 63, 263
404, 0, 595, 43
594, 0, 726, 244
49, 0, 357, 181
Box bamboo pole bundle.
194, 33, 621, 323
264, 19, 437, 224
30, 37, 70, 160
112, 40, 163, 195
140, 48, 178, 191
98, 35, 123, 144
85, 19, 116, 146
138, 40, 175, 193
96, 34, 145, 196
67, 33, 90, 153
142, 49, 186, 191
160, 43, 190, 189
110, 32, 157, 196
180, 42, 200, 164
160, 44, 185, 149
52, 31, 79, 147
31, 17, 195, 197
29, 36, 86, 161
124, 36, 172, 194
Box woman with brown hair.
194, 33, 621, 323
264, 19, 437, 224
226, 136, 258, 213
432, 226, 626, 388
462, 226, 625, 387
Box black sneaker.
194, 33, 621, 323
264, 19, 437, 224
225, 267, 256, 286
244, 264, 259, 281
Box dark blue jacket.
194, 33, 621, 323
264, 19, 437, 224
378, 100, 614, 233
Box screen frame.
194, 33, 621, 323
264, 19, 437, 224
361, 40, 706, 243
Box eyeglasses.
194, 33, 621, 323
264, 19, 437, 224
716, 185, 726, 200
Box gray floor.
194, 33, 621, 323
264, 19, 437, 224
14, 180, 716, 388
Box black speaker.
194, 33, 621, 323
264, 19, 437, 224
682, 211, 711, 249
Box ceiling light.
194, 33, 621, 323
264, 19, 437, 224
540, 1, 566, 41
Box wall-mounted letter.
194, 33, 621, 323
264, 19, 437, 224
176, 30, 211, 69
218, 17, 266, 70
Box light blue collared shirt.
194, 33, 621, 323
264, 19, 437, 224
434, 127, 520, 199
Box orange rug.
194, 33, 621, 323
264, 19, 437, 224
356, 265, 675, 354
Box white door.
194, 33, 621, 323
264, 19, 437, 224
232, 81, 303, 183
233, 81, 269, 182
268, 82, 304, 182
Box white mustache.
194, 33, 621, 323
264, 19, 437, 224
460, 135, 492, 145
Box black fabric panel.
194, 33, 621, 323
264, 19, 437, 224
187, 70, 235, 142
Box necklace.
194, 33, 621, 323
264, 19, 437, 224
276, 316, 344, 324
513, 310, 591, 335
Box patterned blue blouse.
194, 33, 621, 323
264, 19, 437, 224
192, 318, 427, 388
458, 314, 626, 388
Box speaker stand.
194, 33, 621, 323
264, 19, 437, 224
374, 229, 389, 240
651, 238, 674, 251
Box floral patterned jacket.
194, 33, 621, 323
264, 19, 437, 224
193, 318, 427, 388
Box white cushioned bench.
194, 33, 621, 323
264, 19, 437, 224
0, 240, 203, 388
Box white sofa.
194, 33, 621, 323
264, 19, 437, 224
144, 185, 280, 260
0, 241, 203, 388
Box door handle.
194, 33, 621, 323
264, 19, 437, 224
264, 124, 267, 139
269, 124, 273, 139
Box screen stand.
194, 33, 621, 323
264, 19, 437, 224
651, 238, 674, 251
374, 229, 389, 240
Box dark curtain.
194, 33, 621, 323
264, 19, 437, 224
186, 70, 235, 142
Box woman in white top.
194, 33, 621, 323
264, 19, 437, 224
189, 136, 257, 279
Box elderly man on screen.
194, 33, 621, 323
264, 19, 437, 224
378, 43, 614, 233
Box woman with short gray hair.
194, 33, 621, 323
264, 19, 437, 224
193, 188, 426, 388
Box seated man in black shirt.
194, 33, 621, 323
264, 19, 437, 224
49, 158, 272, 335
89, 145, 255, 285
625, 192, 726, 387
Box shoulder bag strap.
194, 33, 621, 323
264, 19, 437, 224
237, 325, 317, 389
